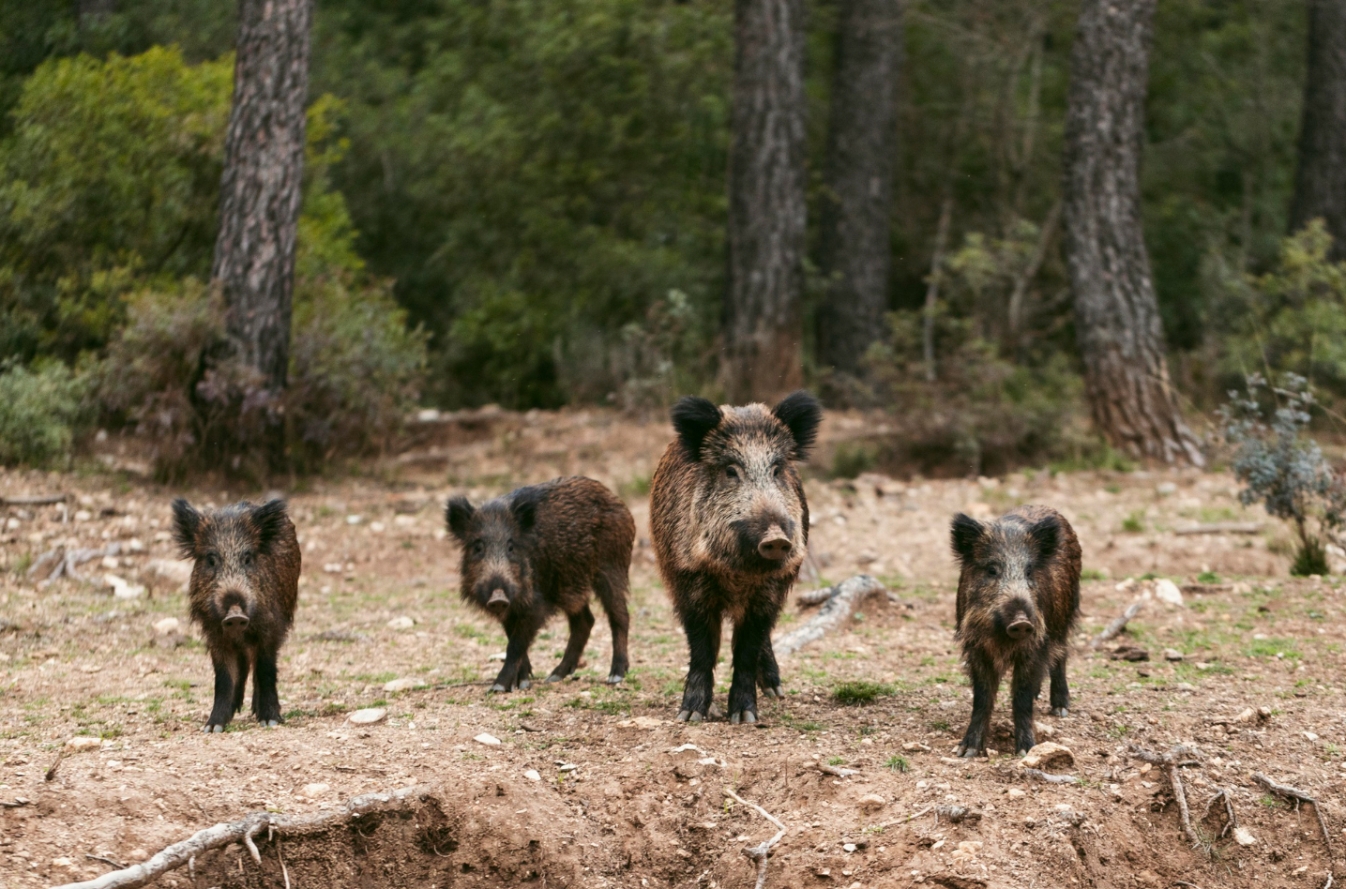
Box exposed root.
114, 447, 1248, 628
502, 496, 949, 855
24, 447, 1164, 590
775, 575, 885, 658
816, 762, 860, 779
48, 784, 431, 889
1203, 788, 1238, 839
1253, 772, 1333, 882
28, 542, 126, 587
1129, 744, 1204, 851
724, 788, 788, 889
84, 855, 126, 870
1091, 601, 1143, 649
1022, 767, 1079, 785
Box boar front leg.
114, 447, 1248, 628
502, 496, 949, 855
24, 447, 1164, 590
205, 648, 241, 733
1010, 657, 1047, 754
675, 604, 722, 723
956, 651, 999, 757
492, 613, 541, 693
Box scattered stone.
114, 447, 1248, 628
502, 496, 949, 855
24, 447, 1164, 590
488, 651, 507, 661
346, 515, 363, 525
51, 857, 76, 869
858, 793, 885, 813
524, 769, 541, 782
383, 678, 426, 693
322, 563, 344, 574
616, 716, 666, 728
1006, 788, 1026, 799
386, 616, 415, 630
302, 782, 331, 797
127, 849, 149, 862
1110, 645, 1150, 662
474, 733, 502, 746
105, 573, 144, 600
1152, 578, 1183, 606
558, 763, 578, 772
842, 843, 858, 853
153, 617, 181, 635
1163, 648, 1183, 662
64, 737, 102, 752
1304, 731, 1319, 742
1155, 482, 1177, 497
1032, 721, 1055, 739
1233, 827, 1257, 846
1021, 742, 1074, 770
348, 708, 387, 726
902, 741, 931, 752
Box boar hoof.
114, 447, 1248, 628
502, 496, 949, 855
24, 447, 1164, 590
729, 710, 757, 725
517, 679, 532, 691
489, 683, 508, 693
264, 719, 279, 728
1050, 707, 1068, 718
954, 744, 981, 759
676, 709, 704, 724
761, 685, 783, 699
606, 674, 624, 685
204, 724, 225, 733
545, 673, 565, 683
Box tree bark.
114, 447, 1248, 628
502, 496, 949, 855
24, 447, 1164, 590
211, 0, 313, 467
1289, 0, 1346, 257
1061, 0, 1203, 467
723, 0, 808, 404
815, 0, 902, 377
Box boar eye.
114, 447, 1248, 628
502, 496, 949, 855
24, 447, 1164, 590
725, 465, 739, 481
204, 553, 220, 570
985, 564, 1000, 578
241, 551, 255, 568
506, 540, 515, 555
772, 463, 783, 479
471, 540, 485, 557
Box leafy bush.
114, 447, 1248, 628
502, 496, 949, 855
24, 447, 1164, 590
0, 360, 88, 467
1219, 373, 1345, 576
831, 680, 894, 706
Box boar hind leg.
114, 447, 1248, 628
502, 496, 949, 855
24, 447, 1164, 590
1010, 658, 1047, 754
593, 569, 631, 683
252, 647, 283, 726
956, 653, 998, 757
756, 638, 783, 698
493, 614, 542, 693
205, 650, 241, 733
1048, 654, 1070, 717
676, 606, 722, 723
548, 604, 595, 683
726, 607, 775, 725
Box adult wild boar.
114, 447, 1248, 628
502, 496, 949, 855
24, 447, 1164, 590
650, 391, 822, 724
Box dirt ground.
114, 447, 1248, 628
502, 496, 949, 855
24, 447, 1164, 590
1, 408, 1344, 889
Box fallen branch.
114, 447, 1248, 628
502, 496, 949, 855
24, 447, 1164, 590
795, 584, 836, 607
0, 797, 29, 808
1204, 788, 1238, 839
774, 575, 885, 658
1091, 601, 1143, 650
1174, 522, 1263, 536
1129, 745, 1204, 851
29, 542, 123, 587
84, 855, 126, 870
1, 494, 71, 507
1253, 773, 1332, 858
724, 788, 787, 889
1023, 767, 1079, 785
50, 784, 431, 889
816, 762, 859, 779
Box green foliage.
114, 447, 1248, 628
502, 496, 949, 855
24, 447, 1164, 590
0, 359, 88, 467
1121, 512, 1146, 534
884, 754, 910, 773
831, 680, 894, 706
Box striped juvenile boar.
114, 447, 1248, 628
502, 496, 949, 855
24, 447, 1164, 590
951, 505, 1081, 756
172, 499, 301, 732
446, 477, 634, 692
650, 391, 821, 724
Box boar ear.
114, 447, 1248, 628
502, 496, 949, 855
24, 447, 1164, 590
511, 486, 542, 532
950, 513, 983, 564
671, 396, 722, 461
1028, 513, 1060, 565
250, 499, 290, 555
171, 498, 202, 559
772, 390, 822, 459
445, 497, 475, 541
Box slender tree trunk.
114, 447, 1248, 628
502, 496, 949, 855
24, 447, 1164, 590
922, 195, 952, 382
723, 0, 807, 404
211, 0, 312, 468
815, 0, 902, 377
1062, 0, 1203, 467
1289, 0, 1346, 257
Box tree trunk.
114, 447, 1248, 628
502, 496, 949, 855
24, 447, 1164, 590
1289, 0, 1346, 257
723, 0, 807, 404
211, 0, 312, 467
815, 0, 902, 377
1062, 0, 1203, 467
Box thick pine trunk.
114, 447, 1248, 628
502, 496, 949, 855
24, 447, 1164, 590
1289, 0, 1346, 257
211, 0, 312, 466
723, 0, 808, 404
815, 0, 902, 377
1062, 0, 1203, 467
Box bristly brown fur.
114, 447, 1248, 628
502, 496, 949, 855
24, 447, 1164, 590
951, 504, 1081, 756
172, 498, 301, 732
650, 392, 822, 724
446, 476, 635, 692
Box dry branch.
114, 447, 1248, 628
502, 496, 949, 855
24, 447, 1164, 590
816, 762, 859, 778
49, 784, 431, 889
1091, 601, 1143, 649
1203, 789, 1238, 839
1253, 773, 1333, 858
1129, 745, 1204, 850
1, 494, 71, 507
724, 788, 788, 889
1022, 768, 1079, 785
1174, 522, 1264, 536
28, 542, 125, 587
774, 575, 885, 658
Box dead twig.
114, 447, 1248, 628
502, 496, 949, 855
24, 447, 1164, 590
816, 762, 860, 779
48, 784, 431, 889
1091, 601, 1143, 649
794, 584, 836, 607
1204, 788, 1238, 839
1253, 773, 1332, 858
46, 750, 65, 782
774, 575, 885, 658
1174, 522, 1263, 536
934, 805, 981, 825
724, 788, 787, 889
1023, 767, 1079, 785
84, 855, 126, 870
1129, 744, 1205, 851
29, 542, 124, 587
1173, 882, 1205, 889
1, 494, 71, 507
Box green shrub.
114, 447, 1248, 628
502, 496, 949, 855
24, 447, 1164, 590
0, 360, 88, 466
831, 680, 894, 706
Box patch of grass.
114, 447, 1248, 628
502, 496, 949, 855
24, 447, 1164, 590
1196, 571, 1220, 584
617, 474, 652, 499
1081, 568, 1107, 581
885, 754, 910, 773
1121, 511, 1145, 533
928, 720, 951, 732
1245, 638, 1300, 660
827, 756, 846, 766
831, 680, 894, 705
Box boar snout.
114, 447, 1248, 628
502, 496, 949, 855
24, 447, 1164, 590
222, 603, 250, 630
1006, 617, 1033, 640
757, 524, 792, 560
486, 588, 509, 611
998, 599, 1037, 640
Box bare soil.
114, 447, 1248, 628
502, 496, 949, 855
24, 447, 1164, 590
1, 408, 1343, 889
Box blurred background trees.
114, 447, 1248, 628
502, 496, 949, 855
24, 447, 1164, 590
0, 0, 1339, 479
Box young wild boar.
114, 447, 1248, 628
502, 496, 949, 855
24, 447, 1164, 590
172, 499, 301, 732
951, 505, 1081, 756
446, 477, 634, 693
650, 391, 822, 724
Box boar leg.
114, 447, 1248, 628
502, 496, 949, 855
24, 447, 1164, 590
955, 652, 998, 757
756, 637, 783, 698
205, 650, 241, 733
676, 605, 722, 723
252, 647, 284, 726
726, 607, 775, 724
493, 613, 541, 693
231, 649, 251, 716
1010, 658, 1047, 754
548, 604, 595, 682
1048, 655, 1070, 717
593, 569, 631, 683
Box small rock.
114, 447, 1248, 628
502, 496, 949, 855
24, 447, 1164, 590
386, 616, 415, 631
52, 856, 76, 869
1021, 742, 1074, 770
1163, 648, 1183, 662
1110, 645, 1150, 662
75, 509, 93, 521
383, 678, 426, 693
1156, 482, 1177, 497
127, 849, 149, 862
153, 617, 181, 635
558, 763, 578, 772
1257, 706, 1272, 722
1033, 721, 1055, 739
65, 736, 102, 752
348, 708, 387, 726
474, 733, 502, 746
1233, 827, 1257, 846
1234, 707, 1256, 723
524, 769, 541, 781
1304, 731, 1319, 742
105, 573, 145, 600
369, 521, 386, 533
858, 793, 885, 813
346, 515, 363, 525
1006, 788, 1026, 799
302, 782, 331, 797
902, 741, 930, 752
1153, 578, 1183, 606
842, 843, 857, 853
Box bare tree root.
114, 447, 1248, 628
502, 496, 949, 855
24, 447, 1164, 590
1129, 744, 1205, 851
1203, 788, 1238, 839
724, 788, 788, 889
775, 575, 885, 658
815, 762, 859, 778
1091, 601, 1143, 649
49, 784, 431, 889
1023, 767, 1079, 785
1254, 772, 1334, 887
